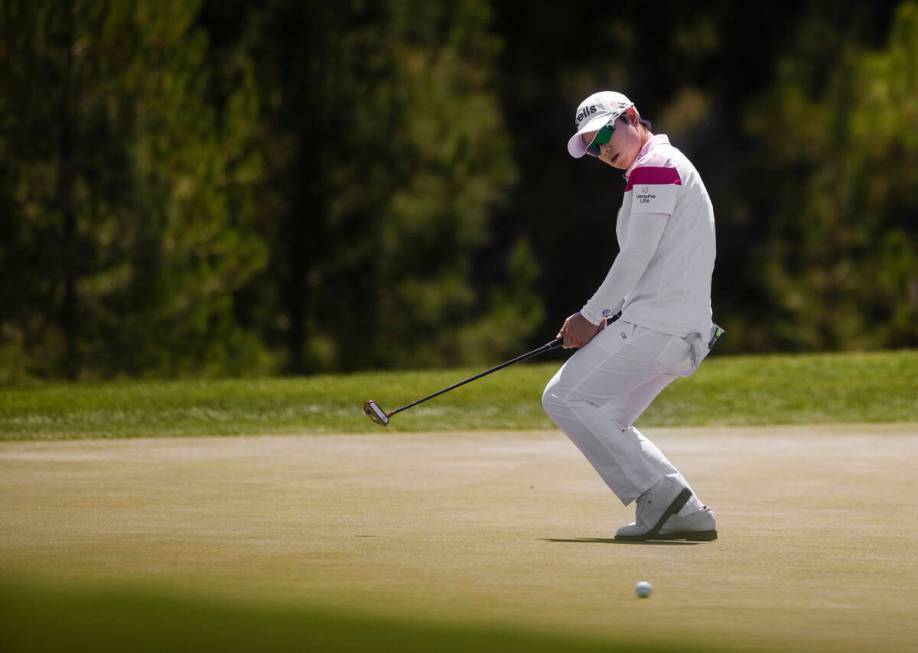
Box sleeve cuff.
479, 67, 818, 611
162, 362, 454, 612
578, 306, 602, 326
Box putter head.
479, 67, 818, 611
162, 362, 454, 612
363, 400, 390, 426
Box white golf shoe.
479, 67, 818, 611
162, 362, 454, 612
656, 505, 718, 541
615, 505, 717, 542
614, 476, 693, 541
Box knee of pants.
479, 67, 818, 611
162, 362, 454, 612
542, 380, 597, 422
541, 382, 560, 418
541, 377, 570, 421
542, 377, 628, 432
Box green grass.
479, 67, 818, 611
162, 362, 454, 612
1, 350, 916, 441
0, 576, 716, 653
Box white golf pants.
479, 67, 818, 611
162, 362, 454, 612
542, 320, 706, 510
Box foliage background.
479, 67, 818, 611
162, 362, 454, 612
1, 0, 915, 380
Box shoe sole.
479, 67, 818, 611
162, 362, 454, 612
654, 529, 718, 542
614, 488, 692, 542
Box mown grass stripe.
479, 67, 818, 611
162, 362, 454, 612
0, 350, 915, 441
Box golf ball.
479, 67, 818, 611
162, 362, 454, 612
635, 580, 652, 598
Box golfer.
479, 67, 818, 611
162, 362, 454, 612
542, 91, 722, 541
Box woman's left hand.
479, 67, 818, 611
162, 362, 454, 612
556, 312, 605, 349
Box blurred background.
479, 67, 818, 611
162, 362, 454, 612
0, 0, 915, 382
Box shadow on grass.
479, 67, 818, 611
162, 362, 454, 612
0, 575, 721, 653
542, 537, 700, 546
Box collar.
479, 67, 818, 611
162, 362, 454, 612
623, 134, 670, 181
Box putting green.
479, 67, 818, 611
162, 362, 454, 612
1, 424, 916, 652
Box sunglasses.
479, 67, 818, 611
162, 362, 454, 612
585, 117, 620, 157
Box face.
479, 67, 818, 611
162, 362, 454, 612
581, 110, 643, 170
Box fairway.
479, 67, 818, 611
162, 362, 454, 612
2, 424, 917, 652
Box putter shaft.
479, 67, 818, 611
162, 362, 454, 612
362, 312, 623, 426
388, 339, 558, 418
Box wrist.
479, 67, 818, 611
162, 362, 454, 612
578, 309, 601, 327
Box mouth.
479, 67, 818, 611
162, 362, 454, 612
611, 153, 620, 164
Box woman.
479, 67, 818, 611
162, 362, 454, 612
542, 90, 722, 541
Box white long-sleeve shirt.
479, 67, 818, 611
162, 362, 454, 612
580, 134, 716, 339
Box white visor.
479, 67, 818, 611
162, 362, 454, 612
567, 91, 635, 158
567, 113, 622, 158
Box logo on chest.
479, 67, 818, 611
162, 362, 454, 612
635, 186, 656, 205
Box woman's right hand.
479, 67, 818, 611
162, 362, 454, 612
556, 312, 604, 349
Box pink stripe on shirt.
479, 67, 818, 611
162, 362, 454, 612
625, 166, 682, 192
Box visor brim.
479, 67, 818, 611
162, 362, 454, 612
566, 108, 632, 158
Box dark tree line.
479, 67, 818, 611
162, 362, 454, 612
0, 0, 914, 381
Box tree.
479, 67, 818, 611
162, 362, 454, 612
251, 0, 536, 372
744, 0, 917, 350
0, 0, 268, 379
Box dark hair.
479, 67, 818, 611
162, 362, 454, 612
619, 111, 652, 131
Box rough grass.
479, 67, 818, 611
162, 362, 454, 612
1, 349, 916, 441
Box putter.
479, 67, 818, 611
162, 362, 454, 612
363, 312, 622, 426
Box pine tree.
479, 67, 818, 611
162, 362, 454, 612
745, 1, 917, 350
252, 0, 535, 371
0, 0, 268, 378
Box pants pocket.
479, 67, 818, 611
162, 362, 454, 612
653, 335, 694, 377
